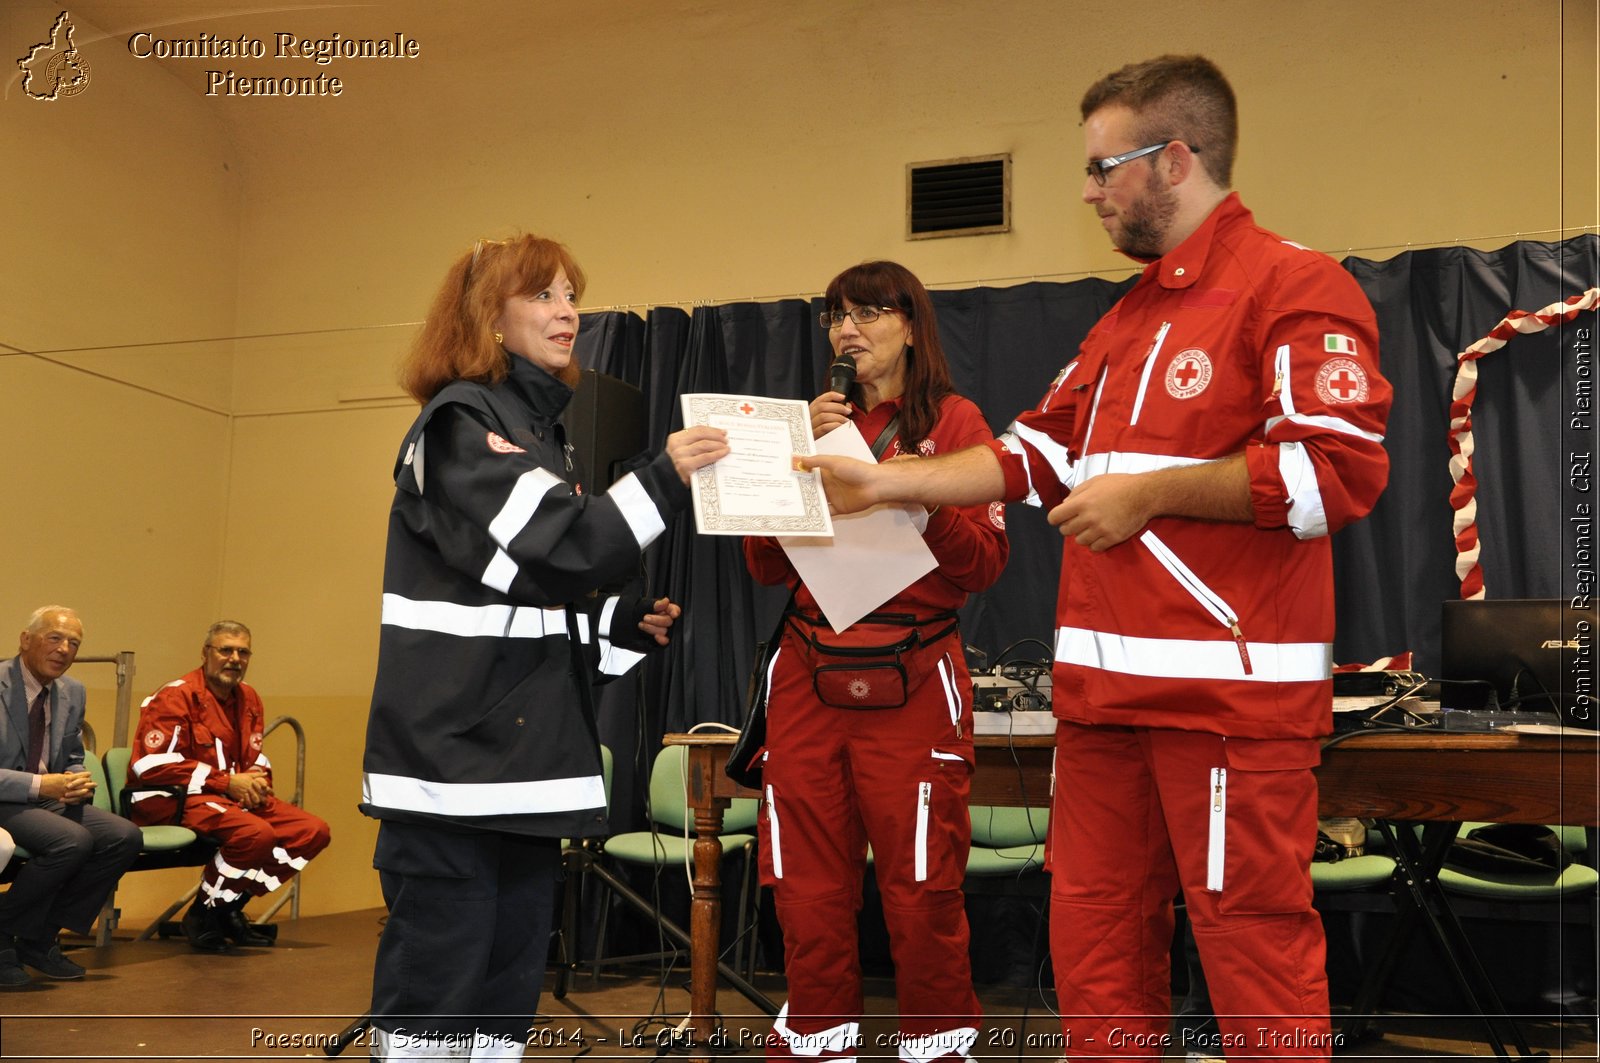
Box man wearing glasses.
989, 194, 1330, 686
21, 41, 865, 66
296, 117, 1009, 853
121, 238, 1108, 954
807, 55, 1391, 1058
126, 621, 330, 951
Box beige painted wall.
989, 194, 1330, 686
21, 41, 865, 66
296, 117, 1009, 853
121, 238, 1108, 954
3, 0, 1596, 922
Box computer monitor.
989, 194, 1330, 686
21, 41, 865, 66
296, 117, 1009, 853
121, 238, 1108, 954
1439, 598, 1597, 726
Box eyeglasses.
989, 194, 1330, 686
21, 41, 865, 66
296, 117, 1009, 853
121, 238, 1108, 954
818, 306, 900, 330
1085, 141, 1194, 186
206, 645, 252, 660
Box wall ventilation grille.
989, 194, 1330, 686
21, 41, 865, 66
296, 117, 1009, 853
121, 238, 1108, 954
906, 154, 1010, 239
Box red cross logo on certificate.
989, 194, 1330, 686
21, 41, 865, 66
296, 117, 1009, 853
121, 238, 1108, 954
738, 402, 755, 415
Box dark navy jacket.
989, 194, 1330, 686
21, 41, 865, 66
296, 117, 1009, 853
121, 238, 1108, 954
362, 357, 686, 838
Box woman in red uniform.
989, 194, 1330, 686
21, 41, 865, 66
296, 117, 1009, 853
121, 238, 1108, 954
745, 260, 1009, 1062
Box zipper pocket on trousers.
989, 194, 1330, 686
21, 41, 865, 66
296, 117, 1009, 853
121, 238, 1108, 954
765, 784, 783, 879
914, 781, 931, 882
1207, 767, 1226, 891
936, 653, 962, 737
1139, 530, 1254, 675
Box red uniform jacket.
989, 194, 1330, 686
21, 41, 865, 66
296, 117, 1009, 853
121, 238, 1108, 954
126, 668, 270, 825
988, 194, 1392, 740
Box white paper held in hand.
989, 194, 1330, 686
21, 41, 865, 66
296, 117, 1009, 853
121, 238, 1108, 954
778, 421, 937, 631
679, 393, 833, 537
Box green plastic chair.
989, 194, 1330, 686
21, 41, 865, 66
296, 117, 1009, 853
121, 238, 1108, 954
965, 804, 1049, 878
1437, 822, 1600, 901
103, 746, 206, 855
1311, 853, 1400, 891
604, 744, 759, 864
594, 744, 760, 976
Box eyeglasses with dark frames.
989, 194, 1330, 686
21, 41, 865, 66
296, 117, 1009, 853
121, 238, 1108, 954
1085, 141, 1197, 186
818, 305, 901, 330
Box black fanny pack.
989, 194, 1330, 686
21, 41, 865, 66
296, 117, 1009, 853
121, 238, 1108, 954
787, 608, 959, 709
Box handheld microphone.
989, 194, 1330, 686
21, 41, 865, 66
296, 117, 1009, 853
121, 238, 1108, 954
828, 354, 857, 400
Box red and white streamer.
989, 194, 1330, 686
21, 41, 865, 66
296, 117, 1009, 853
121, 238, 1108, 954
1448, 287, 1599, 599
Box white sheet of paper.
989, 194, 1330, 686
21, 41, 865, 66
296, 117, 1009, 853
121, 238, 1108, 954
680, 393, 833, 536
778, 422, 938, 631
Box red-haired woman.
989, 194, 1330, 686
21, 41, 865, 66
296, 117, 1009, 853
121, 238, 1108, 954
363, 235, 726, 1061
744, 261, 1009, 1061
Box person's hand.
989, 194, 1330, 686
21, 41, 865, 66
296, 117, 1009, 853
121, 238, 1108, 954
797, 453, 882, 515
1047, 473, 1151, 552
810, 392, 851, 440
41, 770, 95, 805
226, 769, 273, 810
665, 426, 730, 485
638, 598, 682, 646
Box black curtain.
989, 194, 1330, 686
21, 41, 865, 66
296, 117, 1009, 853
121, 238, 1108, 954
1336, 234, 1597, 673
576, 235, 1598, 804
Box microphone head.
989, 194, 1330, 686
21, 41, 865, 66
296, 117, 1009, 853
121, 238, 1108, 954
828, 353, 857, 397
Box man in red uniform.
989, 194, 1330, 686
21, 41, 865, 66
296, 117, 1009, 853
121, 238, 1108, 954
806, 55, 1391, 1061
127, 621, 330, 950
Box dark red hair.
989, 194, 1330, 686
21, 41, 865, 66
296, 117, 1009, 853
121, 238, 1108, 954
400, 235, 587, 402
822, 260, 954, 448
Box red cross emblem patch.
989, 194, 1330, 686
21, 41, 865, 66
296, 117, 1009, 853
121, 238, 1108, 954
486, 432, 526, 454
1164, 348, 1213, 400
1315, 358, 1368, 404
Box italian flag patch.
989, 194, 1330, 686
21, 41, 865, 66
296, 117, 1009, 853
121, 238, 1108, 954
1324, 333, 1357, 356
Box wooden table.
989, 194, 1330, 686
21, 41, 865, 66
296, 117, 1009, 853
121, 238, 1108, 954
665, 729, 1598, 1059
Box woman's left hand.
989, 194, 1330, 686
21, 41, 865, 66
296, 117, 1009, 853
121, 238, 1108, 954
666, 426, 730, 485
638, 597, 683, 645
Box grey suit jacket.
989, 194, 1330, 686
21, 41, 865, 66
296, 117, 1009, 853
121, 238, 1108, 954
0, 656, 88, 803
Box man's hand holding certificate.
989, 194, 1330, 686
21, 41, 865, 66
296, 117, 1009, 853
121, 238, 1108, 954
681, 393, 937, 630
680, 394, 833, 537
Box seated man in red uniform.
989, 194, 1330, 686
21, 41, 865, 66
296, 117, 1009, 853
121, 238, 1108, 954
126, 621, 330, 950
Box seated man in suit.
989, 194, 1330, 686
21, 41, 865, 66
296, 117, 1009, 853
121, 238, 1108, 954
126, 621, 330, 951
0, 606, 141, 987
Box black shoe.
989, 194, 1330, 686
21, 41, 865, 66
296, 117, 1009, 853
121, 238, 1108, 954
16, 939, 85, 980
181, 901, 227, 952
0, 945, 31, 988
222, 908, 274, 948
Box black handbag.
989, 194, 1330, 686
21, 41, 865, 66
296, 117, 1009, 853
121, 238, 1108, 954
725, 590, 792, 790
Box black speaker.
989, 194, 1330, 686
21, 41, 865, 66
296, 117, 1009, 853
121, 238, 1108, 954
562, 369, 648, 488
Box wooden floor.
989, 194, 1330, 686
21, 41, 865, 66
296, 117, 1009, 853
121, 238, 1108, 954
0, 908, 1594, 1061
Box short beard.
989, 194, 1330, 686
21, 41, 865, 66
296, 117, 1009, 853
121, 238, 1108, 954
1117, 166, 1179, 258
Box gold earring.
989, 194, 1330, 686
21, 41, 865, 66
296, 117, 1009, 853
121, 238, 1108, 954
494, 331, 504, 345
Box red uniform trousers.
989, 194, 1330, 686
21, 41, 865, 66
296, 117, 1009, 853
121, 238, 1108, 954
1049, 722, 1331, 1061
179, 794, 331, 905
758, 637, 981, 1062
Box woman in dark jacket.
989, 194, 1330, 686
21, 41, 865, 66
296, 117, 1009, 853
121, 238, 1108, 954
362, 235, 725, 1061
